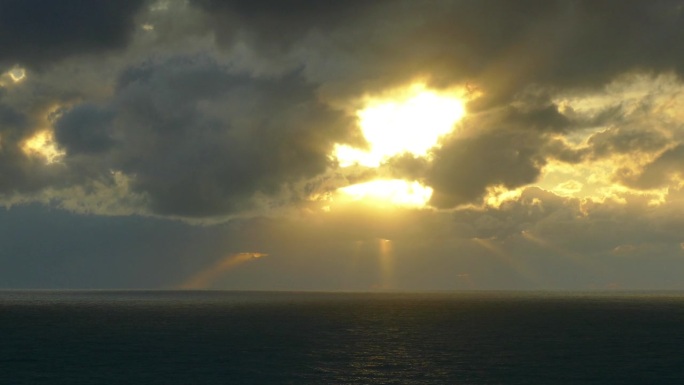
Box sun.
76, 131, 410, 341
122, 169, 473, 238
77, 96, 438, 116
334, 84, 466, 168
331, 83, 467, 207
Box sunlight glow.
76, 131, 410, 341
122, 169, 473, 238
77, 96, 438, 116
331, 83, 466, 208
22, 130, 65, 164
338, 179, 433, 207
1, 66, 27, 86
334, 84, 466, 168
484, 185, 525, 208
9, 67, 26, 82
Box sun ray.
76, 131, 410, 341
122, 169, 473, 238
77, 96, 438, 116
472, 237, 541, 287
519, 230, 608, 279
179, 252, 267, 289
377, 238, 394, 290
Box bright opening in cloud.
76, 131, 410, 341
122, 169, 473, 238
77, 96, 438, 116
332, 84, 465, 208
1, 66, 27, 86
9, 67, 26, 82
21, 130, 65, 164
338, 179, 433, 207
334, 84, 466, 168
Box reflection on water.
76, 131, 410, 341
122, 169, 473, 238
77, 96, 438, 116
1, 291, 684, 384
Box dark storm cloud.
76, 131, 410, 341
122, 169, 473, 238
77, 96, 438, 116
193, 0, 684, 104
193, 0, 371, 53
587, 126, 671, 160
54, 104, 115, 155
539, 110, 673, 166
194, 0, 556, 98
0, 102, 26, 129
506, 104, 572, 133
0, 146, 65, 197
0, 0, 146, 68
55, 56, 355, 217
619, 144, 684, 189
418, 102, 573, 208
427, 127, 546, 208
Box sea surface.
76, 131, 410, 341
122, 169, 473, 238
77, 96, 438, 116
1, 291, 683, 384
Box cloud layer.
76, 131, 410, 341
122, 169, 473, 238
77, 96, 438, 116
2, 1, 684, 289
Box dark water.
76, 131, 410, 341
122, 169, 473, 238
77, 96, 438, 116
1, 291, 683, 384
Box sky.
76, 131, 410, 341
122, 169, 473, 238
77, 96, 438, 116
2, 0, 684, 291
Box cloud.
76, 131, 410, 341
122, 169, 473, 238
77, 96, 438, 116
619, 144, 684, 189
176, 1, 684, 213
192, 1, 684, 104
53, 55, 356, 217
0, 0, 146, 68
0, 91, 68, 196
54, 104, 116, 155
451, 185, 684, 260
3, 0, 684, 222
424, 107, 553, 208
587, 126, 670, 160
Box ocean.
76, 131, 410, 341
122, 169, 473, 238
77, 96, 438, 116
1, 291, 683, 384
